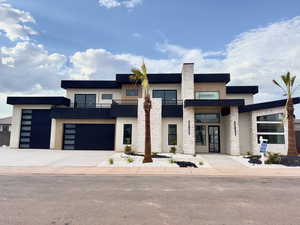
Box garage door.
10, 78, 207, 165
63, 124, 115, 150
19, 109, 51, 149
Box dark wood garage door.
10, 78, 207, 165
63, 124, 115, 150
19, 109, 51, 149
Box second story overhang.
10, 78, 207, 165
184, 99, 245, 108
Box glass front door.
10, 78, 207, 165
208, 126, 220, 153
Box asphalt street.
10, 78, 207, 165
0, 175, 299, 225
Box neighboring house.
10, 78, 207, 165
0, 117, 12, 147
6, 63, 300, 155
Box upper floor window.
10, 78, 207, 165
195, 91, 219, 100
75, 94, 96, 108
153, 90, 177, 104
126, 89, 138, 96
102, 94, 113, 100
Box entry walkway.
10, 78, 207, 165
200, 154, 246, 168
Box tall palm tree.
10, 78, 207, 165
130, 62, 153, 163
273, 72, 298, 156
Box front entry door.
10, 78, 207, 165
208, 126, 220, 153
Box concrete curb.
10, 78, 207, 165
0, 166, 300, 177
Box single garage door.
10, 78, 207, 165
63, 124, 115, 150
19, 109, 51, 149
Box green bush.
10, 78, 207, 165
108, 158, 114, 165
198, 161, 204, 166
169, 158, 176, 164
152, 152, 158, 156
125, 145, 132, 154
246, 151, 252, 156
127, 157, 134, 163
265, 152, 282, 164
169, 146, 176, 154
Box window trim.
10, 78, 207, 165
123, 124, 132, 145
168, 124, 177, 145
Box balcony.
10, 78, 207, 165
162, 100, 183, 118
50, 100, 138, 119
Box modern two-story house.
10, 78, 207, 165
7, 63, 300, 155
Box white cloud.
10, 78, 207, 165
0, 0, 37, 41
0, 42, 67, 92
98, 0, 142, 9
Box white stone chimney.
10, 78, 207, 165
181, 63, 194, 100
181, 63, 195, 155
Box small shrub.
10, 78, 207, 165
193, 153, 197, 157
127, 157, 134, 163
152, 152, 158, 156
169, 146, 177, 154
198, 161, 204, 166
169, 158, 176, 164
108, 158, 114, 165
125, 145, 132, 154
265, 152, 281, 164
246, 151, 252, 156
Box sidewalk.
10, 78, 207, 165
1, 166, 300, 177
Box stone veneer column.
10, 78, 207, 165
137, 98, 162, 153
182, 63, 195, 155
228, 106, 240, 155
50, 118, 57, 150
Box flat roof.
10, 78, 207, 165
239, 97, 300, 113
61, 80, 121, 89
7, 97, 70, 106
226, 86, 258, 94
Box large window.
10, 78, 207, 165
256, 113, 285, 144
195, 125, 206, 145
153, 90, 177, 104
123, 124, 132, 145
168, 124, 177, 145
126, 89, 138, 96
195, 113, 220, 123
75, 94, 96, 108
195, 91, 219, 100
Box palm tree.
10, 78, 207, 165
130, 62, 153, 163
273, 72, 298, 156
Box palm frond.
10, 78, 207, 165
273, 79, 287, 94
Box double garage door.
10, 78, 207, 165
19, 109, 115, 150
63, 124, 115, 150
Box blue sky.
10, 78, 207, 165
1, 0, 300, 117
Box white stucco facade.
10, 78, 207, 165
7, 63, 294, 156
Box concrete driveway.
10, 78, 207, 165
0, 148, 113, 167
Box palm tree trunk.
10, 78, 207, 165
143, 94, 153, 163
286, 98, 298, 156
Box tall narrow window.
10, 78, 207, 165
168, 124, 177, 145
195, 125, 206, 145
123, 124, 132, 144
